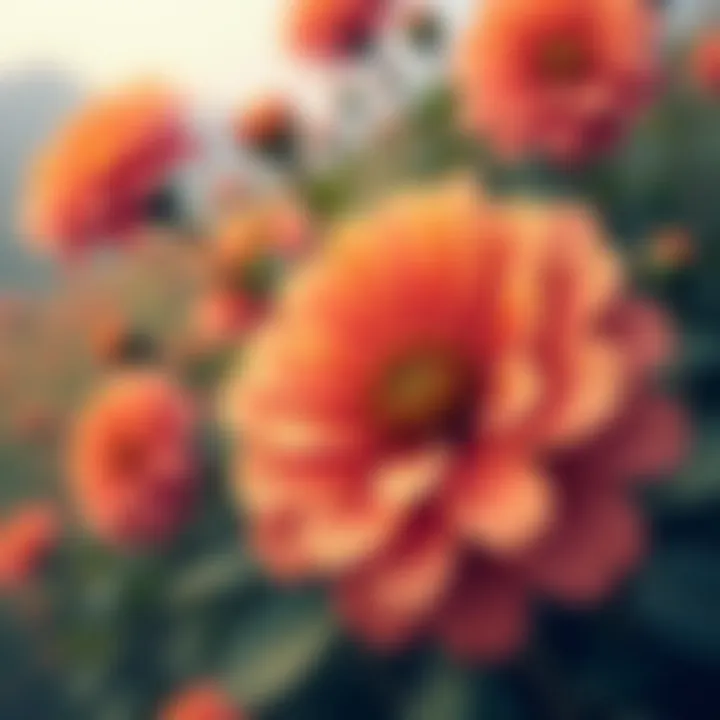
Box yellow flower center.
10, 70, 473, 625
539, 36, 590, 82
374, 350, 474, 441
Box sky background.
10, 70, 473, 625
0, 0, 706, 106
0, 0, 474, 106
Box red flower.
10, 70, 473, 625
24, 82, 191, 255
691, 30, 720, 96
69, 371, 197, 548
159, 684, 243, 720
226, 180, 687, 660
285, 0, 390, 61
0, 504, 60, 591
455, 0, 659, 164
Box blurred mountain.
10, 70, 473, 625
0, 67, 82, 291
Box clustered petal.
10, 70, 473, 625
227, 179, 686, 659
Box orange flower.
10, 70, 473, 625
159, 684, 242, 720
455, 0, 659, 164
69, 371, 197, 548
285, 0, 390, 61
24, 82, 190, 255
234, 96, 296, 159
226, 180, 687, 660
691, 30, 720, 96
0, 503, 60, 591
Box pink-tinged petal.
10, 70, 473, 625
609, 396, 689, 480
543, 341, 624, 447
243, 415, 373, 458
447, 455, 555, 555
300, 497, 402, 574
519, 487, 646, 605
608, 298, 676, 377
434, 560, 530, 661
335, 512, 455, 648
565, 394, 690, 484
252, 512, 315, 581
371, 445, 450, 511
483, 356, 542, 435
238, 457, 356, 517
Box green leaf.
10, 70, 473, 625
222, 590, 338, 708
401, 655, 475, 720
651, 418, 720, 508
167, 550, 259, 610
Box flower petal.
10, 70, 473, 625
519, 486, 645, 605
371, 445, 450, 511
335, 511, 455, 649
447, 455, 555, 555
434, 559, 529, 661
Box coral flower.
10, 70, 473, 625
69, 371, 197, 548
285, 0, 390, 61
455, 0, 659, 164
226, 181, 687, 660
234, 96, 297, 160
691, 30, 720, 96
160, 684, 243, 720
24, 82, 191, 256
0, 504, 60, 592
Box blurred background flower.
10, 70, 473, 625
23, 82, 192, 256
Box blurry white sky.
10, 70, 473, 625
0, 0, 473, 106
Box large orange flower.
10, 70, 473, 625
455, 0, 659, 164
0, 503, 60, 591
159, 684, 243, 720
69, 371, 197, 548
285, 0, 390, 61
691, 30, 720, 96
226, 181, 687, 660
24, 83, 190, 255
